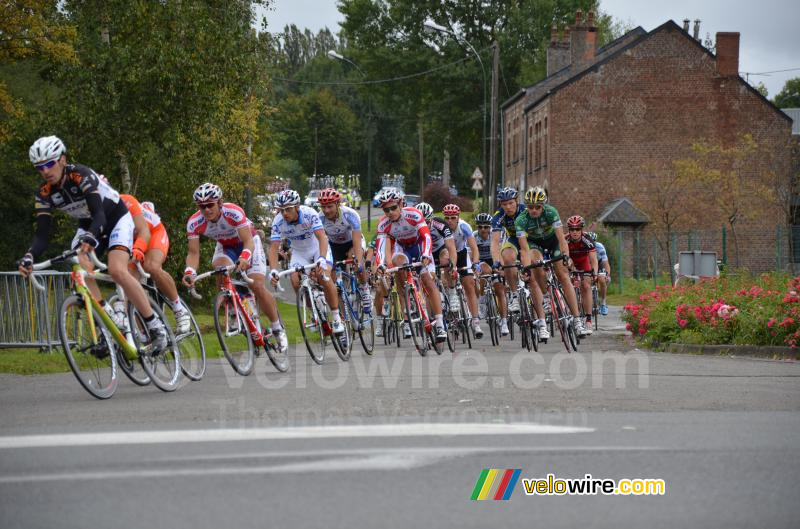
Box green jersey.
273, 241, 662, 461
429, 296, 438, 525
514, 204, 562, 242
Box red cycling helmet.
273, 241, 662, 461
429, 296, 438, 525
318, 188, 341, 205
443, 204, 461, 216
566, 215, 585, 229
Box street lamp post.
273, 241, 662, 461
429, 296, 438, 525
423, 19, 487, 184
327, 50, 374, 230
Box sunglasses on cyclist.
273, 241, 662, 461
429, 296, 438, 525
197, 202, 217, 210
35, 159, 58, 171
382, 204, 399, 213
477, 224, 491, 228
277, 205, 297, 213
444, 216, 459, 221
568, 228, 582, 232
526, 204, 543, 211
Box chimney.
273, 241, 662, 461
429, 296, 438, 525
547, 24, 570, 76
693, 19, 701, 40
570, 9, 597, 68
683, 19, 690, 32
715, 32, 740, 77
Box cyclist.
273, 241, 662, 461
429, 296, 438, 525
183, 182, 288, 352
18, 136, 167, 351
375, 189, 447, 343
586, 231, 611, 315
267, 189, 346, 339
442, 204, 483, 339
120, 195, 191, 334
516, 187, 587, 337
475, 212, 509, 336
415, 201, 458, 292
566, 215, 598, 335
490, 187, 536, 336
317, 188, 371, 311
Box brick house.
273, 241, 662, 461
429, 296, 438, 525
501, 11, 794, 271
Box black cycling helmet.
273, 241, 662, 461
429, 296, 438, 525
475, 213, 492, 226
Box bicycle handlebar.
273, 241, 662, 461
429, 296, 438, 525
134, 260, 151, 280
27, 249, 107, 292
189, 265, 253, 299
385, 261, 423, 274
272, 262, 320, 292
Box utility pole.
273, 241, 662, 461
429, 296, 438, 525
488, 41, 500, 212
418, 118, 424, 195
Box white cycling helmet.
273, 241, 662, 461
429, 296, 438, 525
29, 135, 66, 165
193, 182, 223, 203
416, 202, 434, 220
275, 189, 301, 207
376, 188, 403, 206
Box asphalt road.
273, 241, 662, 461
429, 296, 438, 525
1, 307, 799, 528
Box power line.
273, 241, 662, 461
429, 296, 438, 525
272, 50, 488, 86
741, 67, 800, 76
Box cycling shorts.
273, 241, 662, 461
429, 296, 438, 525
71, 212, 134, 256
212, 235, 267, 276
288, 241, 333, 269
527, 234, 562, 258
147, 224, 170, 256
392, 241, 435, 275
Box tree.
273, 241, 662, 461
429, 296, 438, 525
773, 77, 800, 108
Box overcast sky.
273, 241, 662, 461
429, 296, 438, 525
259, 0, 799, 98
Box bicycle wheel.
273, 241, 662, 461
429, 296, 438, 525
526, 295, 539, 352
164, 297, 206, 381
506, 292, 515, 341
404, 283, 427, 356
550, 287, 571, 352
130, 299, 182, 391
212, 291, 255, 375
592, 285, 599, 331
107, 295, 150, 387
458, 290, 472, 349
58, 295, 119, 399
391, 290, 403, 348
517, 289, 531, 352
297, 287, 326, 365
356, 298, 375, 356
486, 291, 499, 346
332, 289, 353, 362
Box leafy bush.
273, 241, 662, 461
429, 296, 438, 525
421, 182, 473, 212
622, 271, 800, 348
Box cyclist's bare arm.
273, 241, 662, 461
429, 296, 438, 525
268, 239, 281, 271
518, 235, 532, 268
131, 212, 151, 245
590, 251, 599, 276
468, 235, 480, 267
490, 230, 502, 264
352, 229, 365, 264
555, 226, 570, 260
183, 238, 201, 286
314, 228, 330, 263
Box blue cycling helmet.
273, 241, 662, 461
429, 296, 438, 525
496, 186, 518, 202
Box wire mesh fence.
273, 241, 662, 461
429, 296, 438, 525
601, 225, 800, 292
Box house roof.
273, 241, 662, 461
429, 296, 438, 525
596, 198, 649, 225
513, 20, 792, 125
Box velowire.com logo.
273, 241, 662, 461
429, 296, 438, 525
470, 469, 522, 500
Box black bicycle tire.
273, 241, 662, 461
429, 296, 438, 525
404, 283, 427, 356
59, 295, 119, 399
458, 289, 472, 349
134, 299, 182, 391
213, 291, 255, 375
107, 295, 150, 387
518, 288, 532, 352
297, 287, 326, 365
551, 286, 571, 352
264, 313, 291, 373
332, 286, 352, 362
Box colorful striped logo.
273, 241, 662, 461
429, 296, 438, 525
470, 469, 522, 500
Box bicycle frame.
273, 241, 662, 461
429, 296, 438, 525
390, 263, 433, 333
193, 266, 265, 346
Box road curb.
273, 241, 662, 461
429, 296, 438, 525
665, 343, 799, 361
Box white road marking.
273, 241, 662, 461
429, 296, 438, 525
0, 446, 665, 484
0, 422, 594, 450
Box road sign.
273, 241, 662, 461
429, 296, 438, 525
471, 167, 484, 182
472, 179, 484, 191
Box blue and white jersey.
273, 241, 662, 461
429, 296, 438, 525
319, 205, 361, 244
271, 205, 323, 251
473, 229, 493, 262
594, 241, 608, 264
451, 219, 474, 252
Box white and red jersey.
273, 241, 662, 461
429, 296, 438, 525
186, 202, 255, 247
376, 207, 432, 266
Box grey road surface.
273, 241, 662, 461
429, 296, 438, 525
1, 307, 798, 528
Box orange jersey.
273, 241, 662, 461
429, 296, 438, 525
120, 194, 162, 231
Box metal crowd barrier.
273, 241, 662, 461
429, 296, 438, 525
0, 271, 72, 352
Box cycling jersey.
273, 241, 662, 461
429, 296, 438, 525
514, 204, 562, 242
270, 205, 324, 252
376, 207, 432, 267
595, 241, 608, 264
30, 164, 129, 258
428, 216, 453, 252
568, 235, 596, 272
491, 204, 525, 249
473, 229, 492, 263
319, 205, 361, 244
187, 202, 255, 247
450, 219, 474, 252
120, 194, 161, 231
